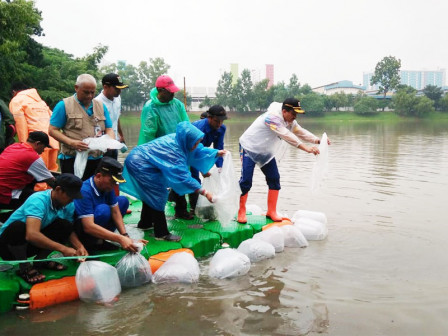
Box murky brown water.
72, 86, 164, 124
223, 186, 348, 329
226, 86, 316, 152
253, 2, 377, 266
1, 117, 448, 335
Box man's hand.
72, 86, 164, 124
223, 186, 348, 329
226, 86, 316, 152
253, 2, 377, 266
71, 139, 90, 151
201, 172, 211, 178
61, 246, 78, 257
75, 246, 88, 257
217, 149, 227, 157
119, 235, 138, 253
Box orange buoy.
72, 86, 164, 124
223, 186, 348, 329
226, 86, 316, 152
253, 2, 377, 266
148, 248, 194, 274
262, 218, 293, 231
29, 276, 79, 310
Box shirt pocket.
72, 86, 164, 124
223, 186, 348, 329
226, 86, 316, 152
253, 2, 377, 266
66, 116, 83, 129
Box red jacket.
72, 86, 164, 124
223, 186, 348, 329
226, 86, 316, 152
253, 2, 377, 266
0, 143, 39, 204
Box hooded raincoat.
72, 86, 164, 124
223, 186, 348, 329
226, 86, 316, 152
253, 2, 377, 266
122, 121, 218, 211
137, 88, 189, 145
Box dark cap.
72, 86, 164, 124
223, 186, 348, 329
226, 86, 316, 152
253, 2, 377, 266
102, 73, 129, 89
28, 131, 52, 148
98, 157, 126, 183
282, 98, 305, 114
55, 173, 83, 199
207, 105, 227, 120
200, 111, 208, 119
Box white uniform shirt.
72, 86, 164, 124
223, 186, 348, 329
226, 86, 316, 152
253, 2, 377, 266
95, 91, 121, 140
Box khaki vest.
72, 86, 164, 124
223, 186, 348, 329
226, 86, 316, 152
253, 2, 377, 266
61, 96, 106, 157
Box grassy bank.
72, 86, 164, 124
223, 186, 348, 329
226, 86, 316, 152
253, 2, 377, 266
121, 110, 448, 125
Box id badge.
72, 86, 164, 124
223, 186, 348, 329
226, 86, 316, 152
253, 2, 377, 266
94, 125, 102, 137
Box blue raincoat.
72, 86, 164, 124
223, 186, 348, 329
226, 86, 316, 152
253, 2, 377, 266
121, 121, 218, 211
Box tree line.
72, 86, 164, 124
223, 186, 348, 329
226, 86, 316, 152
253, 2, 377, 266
2, 1, 447, 118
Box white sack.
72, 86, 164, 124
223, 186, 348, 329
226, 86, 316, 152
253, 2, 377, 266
116, 252, 152, 288
253, 226, 285, 253
75, 261, 121, 303
74, 134, 124, 178
237, 238, 276, 262
280, 225, 309, 248
310, 132, 329, 193
294, 217, 328, 241
208, 248, 251, 279
291, 210, 328, 225
152, 252, 200, 284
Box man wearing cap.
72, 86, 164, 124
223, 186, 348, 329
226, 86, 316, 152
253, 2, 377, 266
182, 105, 228, 216
0, 173, 88, 284
74, 157, 145, 253
95, 73, 128, 160
9, 82, 59, 171
237, 98, 330, 223
49, 74, 115, 180
0, 131, 55, 218
137, 75, 190, 223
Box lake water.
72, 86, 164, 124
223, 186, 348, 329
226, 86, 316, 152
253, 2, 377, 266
1, 117, 448, 335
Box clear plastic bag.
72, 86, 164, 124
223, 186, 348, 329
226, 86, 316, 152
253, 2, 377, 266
75, 261, 121, 304
116, 252, 152, 288
310, 132, 329, 193
74, 134, 125, 178
152, 252, 200, 284
208, 248, 251, 279
195, 153, 241, 226
237, 238, 276, 262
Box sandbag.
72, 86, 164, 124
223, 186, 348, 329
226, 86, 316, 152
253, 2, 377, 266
208, 248, 251, 279
253, 226, 285, 253
116, 252, 152, 288
237, 238, 276, 262
195, 166, 220, 220
280, 225, 309, 248
75, 261, 121, 304
294, 217, 328, 241
310, 132, 329, 193
291, 209, 327, 225
152, 252, 200, 284
74, 134, 124, 178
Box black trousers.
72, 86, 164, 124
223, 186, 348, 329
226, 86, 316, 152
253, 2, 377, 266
138, 202, 170, 238
60, 157, 101, 181
0, 184, 36, 222
0, 218, 73, 261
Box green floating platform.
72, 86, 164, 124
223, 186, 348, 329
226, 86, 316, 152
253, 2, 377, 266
0, 197, 276, 313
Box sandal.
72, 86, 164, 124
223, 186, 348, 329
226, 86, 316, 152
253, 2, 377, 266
17, 266, 45, 284
37, 260, 67, 271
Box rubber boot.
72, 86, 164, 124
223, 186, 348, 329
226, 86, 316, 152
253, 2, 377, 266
237, 194, 248, 223
266, 189, 282, 222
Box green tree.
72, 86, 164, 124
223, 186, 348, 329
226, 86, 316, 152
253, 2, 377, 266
240, 69, 253, 112
199, 96, 215, 109
287, 74, 301, 97
272, 81, 288, 102
370, 56, 401, 99
138, 57, 170, 100
299, 84, 313, 95
215, 72, 233, 109
0, 0, 44, 99
439, 94, 448, 112
300, 93, 325, 116
174, 90, 192, 111
250, 79, 273, 112
354, 96, 378, 115
422, 84, 443, 110
413, 96, 434, 117
392, 87, 419, 116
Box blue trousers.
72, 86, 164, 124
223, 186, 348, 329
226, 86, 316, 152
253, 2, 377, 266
94, 196, 129, 230
239, 146, 280, 196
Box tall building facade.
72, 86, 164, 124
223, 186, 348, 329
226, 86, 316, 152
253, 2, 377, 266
266, 64, 274, 88
230, 63, 239, 86
363, 69, 446, 91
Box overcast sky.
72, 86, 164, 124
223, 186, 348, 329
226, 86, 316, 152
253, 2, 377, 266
33, 0, 447, 88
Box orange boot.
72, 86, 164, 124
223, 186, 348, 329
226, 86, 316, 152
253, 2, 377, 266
237, 194, 248, 223
266, 189, 282, 222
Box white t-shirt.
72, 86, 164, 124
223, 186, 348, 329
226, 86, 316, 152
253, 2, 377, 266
95, 92, 121, 140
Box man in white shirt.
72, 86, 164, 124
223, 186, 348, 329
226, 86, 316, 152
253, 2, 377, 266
95, 73, 128, 160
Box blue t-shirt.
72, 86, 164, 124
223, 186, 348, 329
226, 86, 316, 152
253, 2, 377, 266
74, 177, 118, 221
0, 190, 75, 236
50, 94, 113, 160
192, 118, 226, 168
